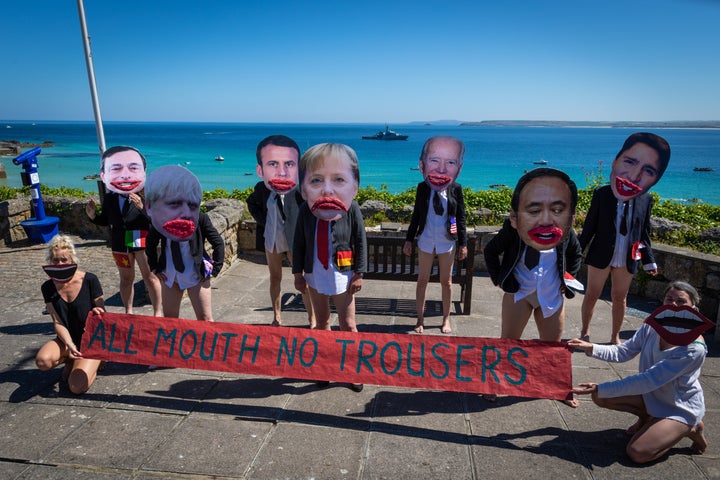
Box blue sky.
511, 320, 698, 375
3, 0, 719, 123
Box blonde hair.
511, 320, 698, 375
45, 234, 78, 264
145, 165, 202, 205
298, 143, 360, 186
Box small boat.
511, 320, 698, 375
362, 125, 408, 141
533, 159, 548, 165
83, 174, 101, 180
410, 167, 420, 171
693, 167, 714, 172
214, 156, 224, 162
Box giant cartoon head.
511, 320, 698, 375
255, 135, 301, 194
418, 136, 464, 192
609, 132, 670, 201
509, 168, 578, 252
100, 146, 147, 195
145, 165, 202, 242
299, 143, 360, 222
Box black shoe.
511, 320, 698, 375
316, 380, 330, 388
350, 383, 364, 392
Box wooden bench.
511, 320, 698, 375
363, 235, 475, 315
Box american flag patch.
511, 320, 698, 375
125, 229, 148, 248
449, 217, 457, 235
336, 250, 354, 268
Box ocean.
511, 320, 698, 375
2, 121, 720, 205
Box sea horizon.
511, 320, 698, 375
2, 120, 720, 205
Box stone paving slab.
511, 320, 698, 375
1, 235, 719, 479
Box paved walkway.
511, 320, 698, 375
0, 235, 718, 479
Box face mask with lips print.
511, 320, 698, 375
42, 263, 78, 283
268, 178, 297, 194
644, 304, 714, 346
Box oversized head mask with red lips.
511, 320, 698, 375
644, 304, 714, 346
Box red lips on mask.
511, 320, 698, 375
614, 176, 642, 199
426, 174, 452, 188
162, 219, 196, 239
645, 304, 714, 346
110, 180, 143, 192
528, 226, 564, 246
311, 196, 348, 212
268, 178, 297, 193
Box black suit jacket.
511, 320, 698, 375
578, 185, 655, 274
246, 181, 304, 252
146, 212, 225, 279
405, 181, 468, 247
483, 218, 583, 298
89, 191, 151, 252
292, 201, 367, 275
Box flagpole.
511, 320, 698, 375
76, 0, 106, 154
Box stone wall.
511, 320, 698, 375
0, 195, 246, 267
3, 196, 719, 326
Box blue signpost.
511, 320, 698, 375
12, 147, 60, 243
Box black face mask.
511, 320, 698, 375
42, 263, 78, 283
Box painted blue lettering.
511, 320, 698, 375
430, 343, 450, 379
406, 342, 425, 377
87, 321, 107, 350
482, 346, 501, 383
277, 337, 298, 366
299, 337, 318, 367
357, 340, 377, 373
455, 345, 474, 382
154, 328, 177, 357
107, 323, 122, 353
124, 323, 137, 355
505, 347, 528, 385
380, 342, 401, 375
179, 330, 197, 360
199, 332, 218, 361
220, 332, 238, 361
336, 339, 355, 371
238, 335, 260, 363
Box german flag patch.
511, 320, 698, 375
336, 250, 354, 268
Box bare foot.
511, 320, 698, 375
580, 334, 590, 342
689, 421, 708, 454
271, 319, 281, 327
610, 336, 621, 345
441, 320, 452, 334
562, 397, 580, 408
414, 321, 424, 333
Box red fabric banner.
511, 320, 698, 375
81, 312, 572, 400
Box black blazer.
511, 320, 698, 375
483, 218, 583, 298
246, 181, 304, 252
90, 191, 151, 252
146, 212, 225, 279
578, 185, 655, 274
292, 200, 367, 275
405, 181, 468, 247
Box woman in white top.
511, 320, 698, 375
569, 281, 709, 463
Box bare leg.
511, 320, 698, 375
265, 250, 285, 325
437, 250, 455, 333
117, 264, 136, 314
67, 358, 102, 395
133, 250, 163, 316
308, 287, 332, 331
35, 338, 66, 371
534, 305, 564, 342
627, 417, 694, 464
333, 290, 357, 332
414, 249, 435, 333
161, 282, 184, 318
592, 390, 650, 433
500, 293, 533, 340
581, 265, 610, 340
187, 278, 214, 321
609, 267, 634, 344
287, 252, 315, 328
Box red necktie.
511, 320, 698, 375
317, 219, 330, 269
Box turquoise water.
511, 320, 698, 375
2, 121, 720, 205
